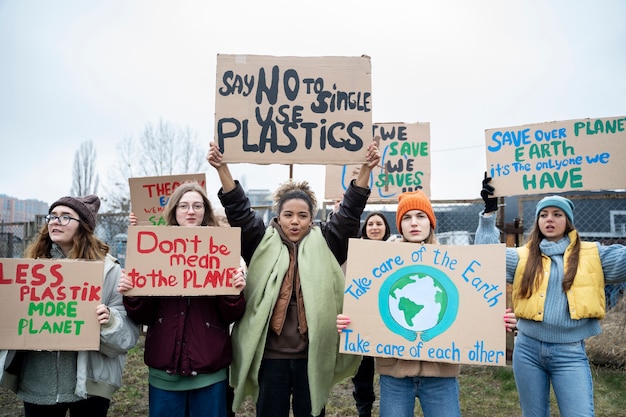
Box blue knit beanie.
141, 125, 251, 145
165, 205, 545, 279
535, 195, 574, 223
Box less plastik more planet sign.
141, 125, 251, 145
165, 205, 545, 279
214, 54, 372, 165
0, 258, 104, 350
485, 115, 626, 196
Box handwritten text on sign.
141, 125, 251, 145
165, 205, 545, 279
340, 239, 507, 366
0, 258, 103, 350
485, 116, 626, 196
124, 226, 241, 296
129, 173, 207, 226
214, 54, 372, 165
325, 122, 431, 201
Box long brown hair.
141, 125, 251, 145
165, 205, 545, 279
25, 221, 109, 260
517, 216, 580, 298
164, 182, 218, 226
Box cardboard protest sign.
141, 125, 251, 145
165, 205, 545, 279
325, 122, 431, 201
0, 258, 104, 350
214, 54, 372, 165
340, 239, 507, 366
129, 173, 207, 225
485, 115, 626, 196
124, 226, 241, 296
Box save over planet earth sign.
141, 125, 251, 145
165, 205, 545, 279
485, 115, 626, 196
340, 239, 507, 366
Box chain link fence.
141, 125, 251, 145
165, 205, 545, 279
0, 214, 130, 266
3, 193, 625, 308
363, 192, 626, 311
0, 221, 40, 259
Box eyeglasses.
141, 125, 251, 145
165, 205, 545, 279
45, 214, 80, 226
177, 203, 205, 212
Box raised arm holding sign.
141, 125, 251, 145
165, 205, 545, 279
208, 139, 380, 417
475, 179, 626, 417
325, 121, 432, 202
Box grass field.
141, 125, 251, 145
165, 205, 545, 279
2, 334, 626, 417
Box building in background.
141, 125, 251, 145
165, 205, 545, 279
0, 194, 48, 223
247, 188, 272, 207
0, 194, 48, 257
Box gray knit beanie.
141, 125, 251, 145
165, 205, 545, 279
49, 195, 100, 230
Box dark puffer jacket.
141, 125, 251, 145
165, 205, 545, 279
123, 293, 245, 375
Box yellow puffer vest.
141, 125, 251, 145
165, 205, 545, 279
513, 230, 605, 321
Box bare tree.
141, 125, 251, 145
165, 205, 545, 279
103, 119, 206, 212
102, 136, 134, 213
136, 119, 205, 176
70, 140, 99, 196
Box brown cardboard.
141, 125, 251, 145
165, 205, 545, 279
485, 116, 626, 196
340, 239, 507, 366
325, 122, 431, 201
0, 258, 104, 350
129, 173, 207, 225
214, 54, 372, 165
124, 226, 242, 296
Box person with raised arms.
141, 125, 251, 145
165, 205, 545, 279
207, 140, 380, 417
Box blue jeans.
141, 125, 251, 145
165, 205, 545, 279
149, 381, 227, 417
513, 332, 594, 417
256, 358, 325, 417
379, 374, 460, 417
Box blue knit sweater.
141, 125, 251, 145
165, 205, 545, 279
475, 212, 626, 343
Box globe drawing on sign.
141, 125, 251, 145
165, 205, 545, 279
379, 265, 459, 342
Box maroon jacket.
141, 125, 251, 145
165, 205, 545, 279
123, 294, 245, 375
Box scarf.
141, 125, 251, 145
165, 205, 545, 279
230, 225, 361, 416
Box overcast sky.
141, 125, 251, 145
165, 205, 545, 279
1, 0, 625, 208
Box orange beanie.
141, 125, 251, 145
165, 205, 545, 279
396, 190, 436, 233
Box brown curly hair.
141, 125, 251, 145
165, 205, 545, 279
272, 180, 318, 217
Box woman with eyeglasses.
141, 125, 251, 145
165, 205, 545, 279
0, 195, 140, 417
119, 182, 247, 417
